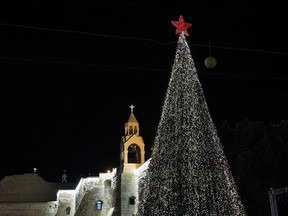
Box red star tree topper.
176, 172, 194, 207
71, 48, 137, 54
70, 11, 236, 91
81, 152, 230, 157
171, 15, 192, 36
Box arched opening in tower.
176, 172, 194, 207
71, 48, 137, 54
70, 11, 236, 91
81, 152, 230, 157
128, 144, 141, 163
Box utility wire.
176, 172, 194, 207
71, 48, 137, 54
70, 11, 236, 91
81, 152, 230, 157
2, 56, 287, 81
1, 23, 287, 80
1, 22, 287, 55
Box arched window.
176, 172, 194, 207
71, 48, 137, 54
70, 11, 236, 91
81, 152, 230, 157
134, 126, 137, 134
128, 144, 140, 163
129, 126, 133, 134
96, 200, 103, 210
65, 207, 71, 215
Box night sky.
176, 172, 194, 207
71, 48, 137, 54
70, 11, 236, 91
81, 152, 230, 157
1, 0, 287, 182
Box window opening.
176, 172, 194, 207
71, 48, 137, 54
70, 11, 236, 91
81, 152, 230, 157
96, 200, 103, 210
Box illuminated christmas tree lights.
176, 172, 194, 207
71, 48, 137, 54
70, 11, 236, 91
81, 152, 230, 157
138, 16, 246, 215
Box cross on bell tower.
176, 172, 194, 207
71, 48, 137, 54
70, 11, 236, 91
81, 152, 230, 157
130, 104, 135, 113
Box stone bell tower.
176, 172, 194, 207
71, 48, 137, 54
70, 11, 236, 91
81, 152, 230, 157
120, 104, 145, 171
118, 104, 146, 215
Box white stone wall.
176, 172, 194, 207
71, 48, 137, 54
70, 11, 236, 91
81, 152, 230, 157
120, 172, 138, 216
56, 190, 75, 216
0, 162, 150, 216
73, 173, 114, 216
0, 201, 58, 216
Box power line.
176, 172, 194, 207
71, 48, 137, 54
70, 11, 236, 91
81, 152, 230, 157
2, 56, 287, 81
1, 56, 167, 71
192, 43, 288, 55
0, 23, 174, 45
1, 22, 287, 81
1, 22, 287, 55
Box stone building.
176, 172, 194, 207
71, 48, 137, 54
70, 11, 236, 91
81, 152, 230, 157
0, 106, 149, 216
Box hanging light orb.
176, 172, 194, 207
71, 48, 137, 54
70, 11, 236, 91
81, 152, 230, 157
204, 56, 217, 68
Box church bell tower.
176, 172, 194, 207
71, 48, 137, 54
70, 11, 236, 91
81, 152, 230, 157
117, 105, 146, 215
120, 104, 145, 172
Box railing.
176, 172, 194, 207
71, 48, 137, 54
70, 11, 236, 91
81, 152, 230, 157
268, 186, 288, 216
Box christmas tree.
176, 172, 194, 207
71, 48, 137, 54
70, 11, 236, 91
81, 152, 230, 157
138, 16, 246, 216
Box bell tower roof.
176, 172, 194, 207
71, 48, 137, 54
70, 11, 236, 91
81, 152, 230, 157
127, 104, 138, 120
125, 104, 139, 135
128, 112, 138, 123
127, 104, 138, 123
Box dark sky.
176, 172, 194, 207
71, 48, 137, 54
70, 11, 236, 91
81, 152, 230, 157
1, 0, 287, 182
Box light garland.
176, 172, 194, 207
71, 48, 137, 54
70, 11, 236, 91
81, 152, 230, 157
138, 16, 246, 216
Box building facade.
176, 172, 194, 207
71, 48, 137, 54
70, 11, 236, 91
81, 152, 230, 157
0, 107, 149, 216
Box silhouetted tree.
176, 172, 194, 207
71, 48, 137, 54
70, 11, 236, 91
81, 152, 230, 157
219, 119, 288, 216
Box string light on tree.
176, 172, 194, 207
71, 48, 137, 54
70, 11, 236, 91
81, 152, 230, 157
138, 15, 246, 215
